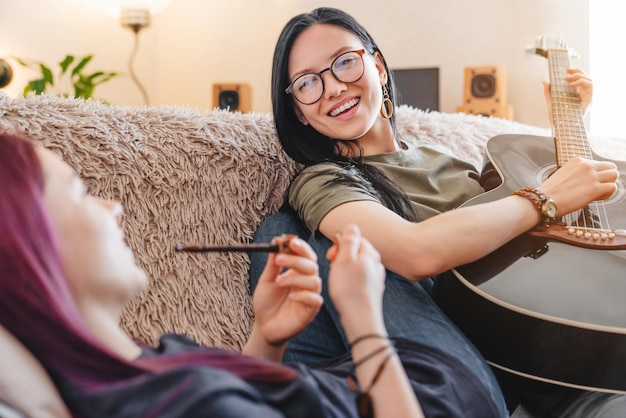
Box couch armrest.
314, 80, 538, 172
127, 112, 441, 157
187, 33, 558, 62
0, 401, 25, 418
0, 325, 70, 418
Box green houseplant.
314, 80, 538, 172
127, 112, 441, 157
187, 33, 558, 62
15, 54, 119, 100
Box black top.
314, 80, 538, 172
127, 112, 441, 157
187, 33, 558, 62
63, 334, 502, 417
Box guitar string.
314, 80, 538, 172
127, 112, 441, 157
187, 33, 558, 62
548, 50, 611, 233
549, 51, 580, 228
555, 51, 603, 233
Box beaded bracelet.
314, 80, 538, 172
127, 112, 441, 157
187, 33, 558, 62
511, 186, 546, 224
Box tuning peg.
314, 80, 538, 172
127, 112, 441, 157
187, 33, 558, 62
525, 46, 538, 57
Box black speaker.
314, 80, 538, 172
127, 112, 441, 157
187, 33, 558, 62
219, 90, 239, 109
213, 83, 251, 112
0, 58, 13, 88
471, 73, 496, 98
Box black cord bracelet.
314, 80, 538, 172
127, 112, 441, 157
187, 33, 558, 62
353, 348, 397, 418
353, 341, 394, 369
349, 333, 389, 349
363, 350, 395, 393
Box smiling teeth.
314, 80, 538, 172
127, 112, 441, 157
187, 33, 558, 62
330, 98, 359, 117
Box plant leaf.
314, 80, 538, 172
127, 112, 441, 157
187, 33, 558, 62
74, 76, 94, 99
86, 71, 119, 85
39, 64, 54, 86
23, 84, 34, 97
71, 55, 93, 76
94, 73, 119, 84
74, 75, 89, 98
15, 58, 32, 67
59, 55, 75, 74
86, 71, 105, 81
16, 53, 117, 100
25, 79, 47, 95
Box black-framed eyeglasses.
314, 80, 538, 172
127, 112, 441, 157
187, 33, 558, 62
285, 49, 366, 105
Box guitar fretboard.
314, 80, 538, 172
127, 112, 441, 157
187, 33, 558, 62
547, 49, 591, 167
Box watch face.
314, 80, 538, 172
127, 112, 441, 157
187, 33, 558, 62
543, 199, 558, 218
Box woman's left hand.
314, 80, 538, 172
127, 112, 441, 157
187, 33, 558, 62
566, 68, 593, 114
544, 67, 593, 124
249, 236, 322, 351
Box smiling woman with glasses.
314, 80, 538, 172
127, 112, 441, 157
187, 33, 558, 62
285, 49, 366, 105
255, 6, 616, 418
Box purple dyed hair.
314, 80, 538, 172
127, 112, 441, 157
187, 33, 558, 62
0, 133, 297, 414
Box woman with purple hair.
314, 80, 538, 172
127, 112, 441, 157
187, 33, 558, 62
0, 132, 508, 417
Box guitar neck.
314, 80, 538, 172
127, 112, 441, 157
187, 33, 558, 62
547, 49, 590, 167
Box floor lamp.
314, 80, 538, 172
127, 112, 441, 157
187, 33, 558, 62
92, 0, 172, 105
121, 7, 151, 105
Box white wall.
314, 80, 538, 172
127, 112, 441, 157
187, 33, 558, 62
0, 0, 589, 128
0, 0, 164, 106
589, 1, 626, 138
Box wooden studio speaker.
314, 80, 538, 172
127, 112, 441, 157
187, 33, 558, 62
456, 66, 513, 120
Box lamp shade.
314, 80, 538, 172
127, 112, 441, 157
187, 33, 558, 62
88, 0, 172, 16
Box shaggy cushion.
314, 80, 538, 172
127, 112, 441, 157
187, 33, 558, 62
0, 93, 298, 350
1, 92, 623, 352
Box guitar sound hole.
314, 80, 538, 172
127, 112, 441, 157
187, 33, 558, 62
606, 178, 626, 206
535, 163, 557, 185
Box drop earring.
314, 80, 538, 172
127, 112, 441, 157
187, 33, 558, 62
380, 85, 393, 119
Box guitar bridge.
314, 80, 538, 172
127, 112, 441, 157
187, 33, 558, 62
529, 222, 626, 250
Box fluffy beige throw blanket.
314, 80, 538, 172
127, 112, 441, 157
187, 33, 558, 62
0, 93, 623, 349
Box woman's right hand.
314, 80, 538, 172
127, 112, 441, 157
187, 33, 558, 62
244, 236, 322, 361
539, 157, 619, 216
326, 224, 387, 340
327, 225, 426, 418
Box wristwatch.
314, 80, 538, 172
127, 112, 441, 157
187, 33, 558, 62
511, 186, 558, 223
541, 196, 558, 219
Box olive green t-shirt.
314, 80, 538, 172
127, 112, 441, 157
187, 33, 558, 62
289, 141, 484, 233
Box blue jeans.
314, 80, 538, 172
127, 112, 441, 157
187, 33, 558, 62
249, 211, 508, 417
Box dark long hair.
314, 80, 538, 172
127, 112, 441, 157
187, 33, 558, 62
0, 133, 297, 416
271, 7, 416, 221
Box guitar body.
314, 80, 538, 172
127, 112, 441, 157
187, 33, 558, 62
435, 133, 626, 392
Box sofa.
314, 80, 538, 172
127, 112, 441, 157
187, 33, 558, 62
1, 92, 623, 417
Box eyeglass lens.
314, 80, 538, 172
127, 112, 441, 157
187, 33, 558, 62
290, 50, 365, 105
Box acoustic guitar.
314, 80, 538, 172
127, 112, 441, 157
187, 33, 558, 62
434, 35, 626, 393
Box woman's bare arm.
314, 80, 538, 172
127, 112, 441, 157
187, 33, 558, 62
320, 158, 618, 280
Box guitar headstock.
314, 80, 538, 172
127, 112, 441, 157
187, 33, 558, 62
526, 34, 579, 59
